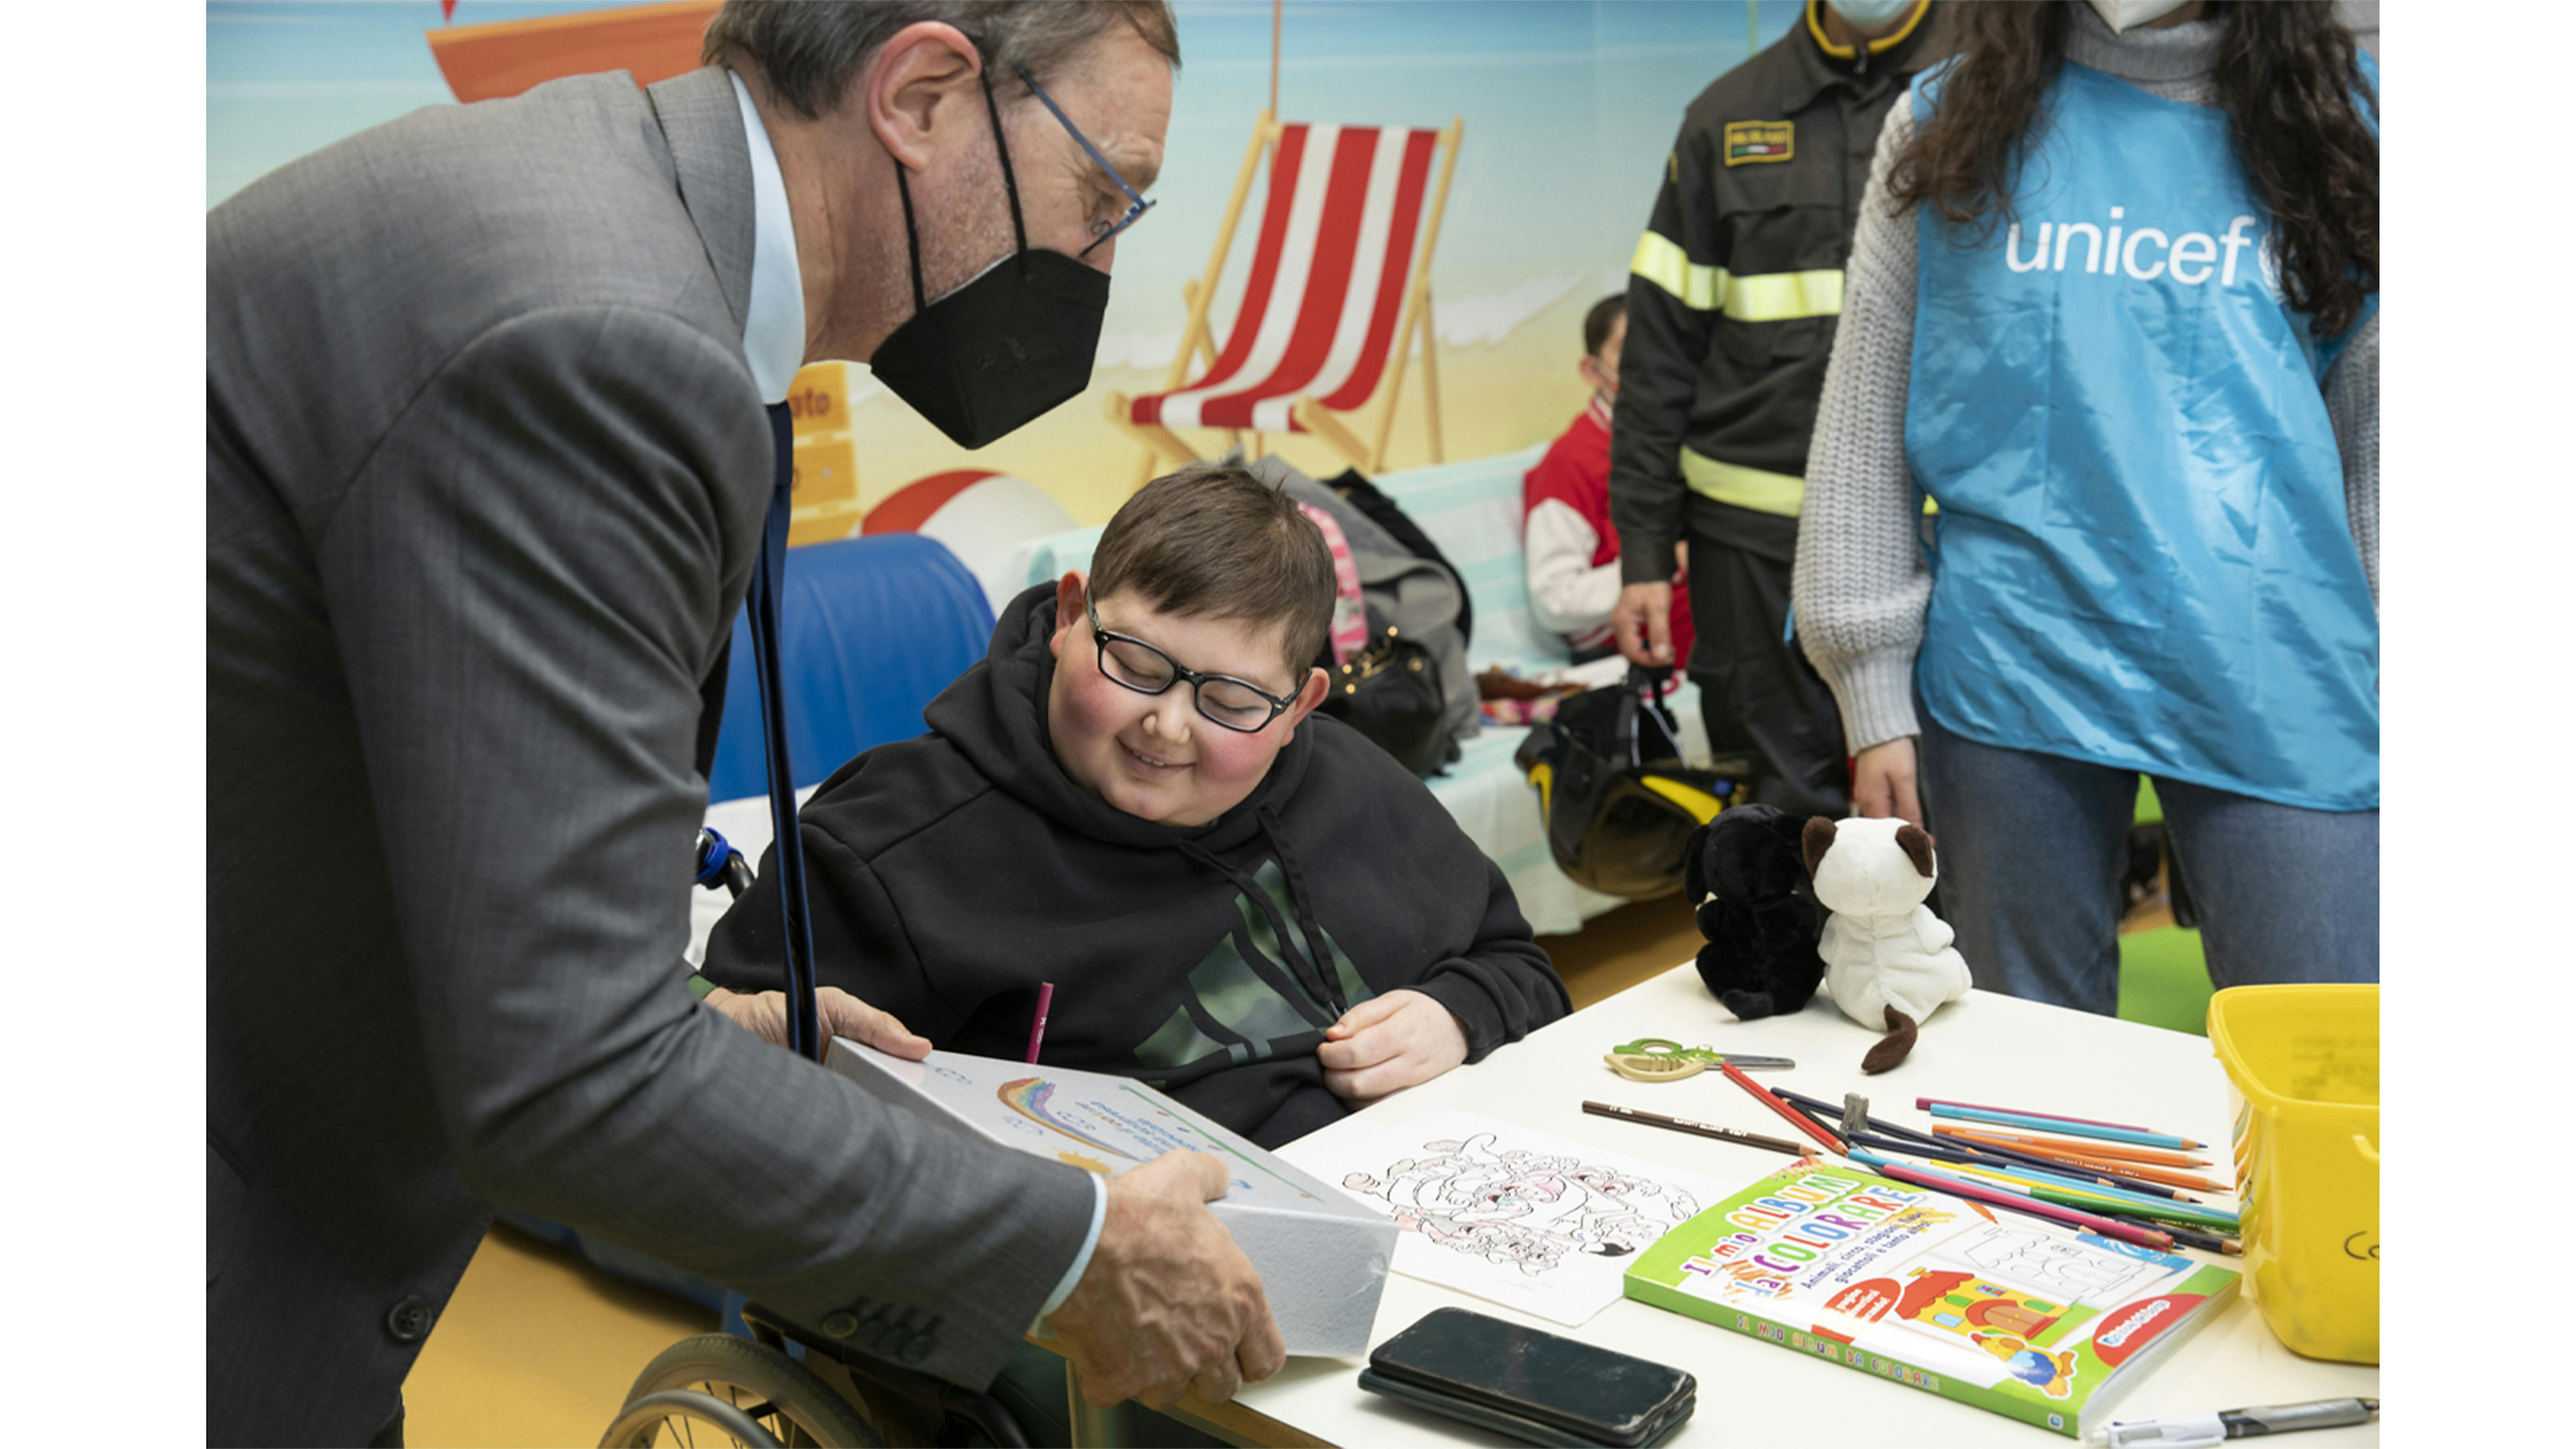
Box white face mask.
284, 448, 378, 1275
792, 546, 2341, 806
1827, 0, 1918, 27
2087, 0, 2194, 32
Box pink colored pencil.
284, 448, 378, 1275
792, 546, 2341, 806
1915, 1097, 2154, 1134
1024, 982, 1055, 1064
1871, 1160, 2174, 1251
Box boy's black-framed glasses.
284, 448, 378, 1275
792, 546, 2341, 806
1013, 63, 1154, 256
1087, 594, 1297, 733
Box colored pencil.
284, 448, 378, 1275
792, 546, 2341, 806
1928, 1103, 2202, 1151
1934, 1125, 2210, 1168
1850, 1152, 2174, 1250
2157, 1225, 2243, 1256
1024, 982, 1054, 1063
1774, 1087, 1934, 1144
1842, 1129, 2201, 1204
1936, 1135, 2229, 1192
1583, 1101, 1807, 1156
1915, 1097, 2156, 1133
1936, 1161, 2239, 1230
1718, 1060, 1846, 1155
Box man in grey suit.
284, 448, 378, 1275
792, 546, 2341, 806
208, 3, 1281, 1443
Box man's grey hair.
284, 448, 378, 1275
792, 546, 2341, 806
702, 1, 1181, 119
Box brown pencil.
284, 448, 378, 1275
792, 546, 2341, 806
1582, 1100, 1807, 1156
1934, 1125, 2211, 1168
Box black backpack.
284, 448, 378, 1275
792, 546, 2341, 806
1515, 669, 1745, 898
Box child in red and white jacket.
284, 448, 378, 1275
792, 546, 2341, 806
1523, 295, 1692, 666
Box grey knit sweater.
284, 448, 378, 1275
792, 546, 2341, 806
1791, 2, 2380, 756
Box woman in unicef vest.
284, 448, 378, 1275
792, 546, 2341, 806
1789, 0, 2378, 1015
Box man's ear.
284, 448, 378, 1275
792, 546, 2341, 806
1284, 665, 1332, 729
1048, 570, 1088, 659
1577, 354, 1608, 391
861, 20, 985, 172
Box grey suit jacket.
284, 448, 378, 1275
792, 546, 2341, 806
208, 67, 1094, 1446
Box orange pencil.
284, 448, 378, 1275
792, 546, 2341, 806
1718, 1059, 1846, 1156
1935, 1124, 2210, 1168
1936, 1134, 2228, 1192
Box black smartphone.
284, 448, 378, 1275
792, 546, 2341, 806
1359, 1307, 1697, 1448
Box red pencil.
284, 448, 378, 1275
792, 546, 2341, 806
1869, 1160, 2175, 1251
1718, 1059, 1845, 1156
1915, 1097, 2154, 1134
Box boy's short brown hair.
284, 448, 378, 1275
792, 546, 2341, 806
1088, 464, 1337, 675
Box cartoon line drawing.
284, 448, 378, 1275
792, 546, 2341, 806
1339, 1131, 1702, 1276
1960, 1228, 2159, 1300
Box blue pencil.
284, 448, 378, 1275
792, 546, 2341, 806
1777, 1095, 2198, 1202
1928, 1102, 2203, 1150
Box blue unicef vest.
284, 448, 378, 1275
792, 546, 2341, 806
1906, 58, 2379, 811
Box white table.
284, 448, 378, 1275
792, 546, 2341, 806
1169, 964, 2377, 1448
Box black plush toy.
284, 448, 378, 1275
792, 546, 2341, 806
1684, 804, 1827, 1021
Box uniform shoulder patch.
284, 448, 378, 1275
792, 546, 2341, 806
1723, 119, 1794, 166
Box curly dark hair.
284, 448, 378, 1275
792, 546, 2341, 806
1888, 1, 2376, 336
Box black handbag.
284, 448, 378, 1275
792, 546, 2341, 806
1317, 626, 1456, 776
1515, 668, 1740, 898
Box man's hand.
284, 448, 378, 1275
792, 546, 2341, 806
1851, 737, 1923, 826
1613, 581, 1675, 667
703, 985, 930, 1062
1049, 1152, 1285, 1409
1318, 990, 1469, 1106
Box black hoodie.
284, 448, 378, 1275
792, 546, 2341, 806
704, 586, 1570, 1147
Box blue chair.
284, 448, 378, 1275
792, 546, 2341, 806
705, 531, 997, 802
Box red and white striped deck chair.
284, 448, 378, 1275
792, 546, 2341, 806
1107, 112, 1463, 483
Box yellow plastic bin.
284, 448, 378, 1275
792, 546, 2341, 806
2206, 984, 2379, 1363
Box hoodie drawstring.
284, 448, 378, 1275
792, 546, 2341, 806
1259, 806, 1348, 1017
1176, 815, 1348, 1021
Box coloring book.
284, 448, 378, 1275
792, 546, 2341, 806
1277, 1108, 1735, 1327
1626, 1162, 2240, 1437
827, 1040, 1396, 1357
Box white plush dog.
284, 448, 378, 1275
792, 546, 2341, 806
1801, 816, 1973, 1074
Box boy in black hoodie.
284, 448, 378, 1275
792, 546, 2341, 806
703, 465, 1569, 1149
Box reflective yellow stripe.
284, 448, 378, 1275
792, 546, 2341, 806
1721, 268, 1843, 322
1640, 775, 1728, 825
1631, 232, 1845, 323
1631, 231, 1722, 310
1682, 449, 1806, 516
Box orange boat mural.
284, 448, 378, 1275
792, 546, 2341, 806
428, 1, 717, 104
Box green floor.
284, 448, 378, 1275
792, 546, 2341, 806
2118, 926, 2214, 1035
2115, 779, 2216, 1036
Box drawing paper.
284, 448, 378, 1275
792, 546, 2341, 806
1278, 1108, 1735, 1327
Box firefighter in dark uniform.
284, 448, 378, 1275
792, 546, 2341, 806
1607, 0, 1943, 818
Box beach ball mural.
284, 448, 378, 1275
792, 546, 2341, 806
864, 470, 1076, 617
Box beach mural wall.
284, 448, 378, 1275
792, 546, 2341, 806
212, 0, 1801, 538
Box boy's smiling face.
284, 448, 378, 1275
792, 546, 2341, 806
1046, 571, 1328, 828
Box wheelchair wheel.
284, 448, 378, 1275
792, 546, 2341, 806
612, 1334, 882, 1448
600, 1388, 785, 1447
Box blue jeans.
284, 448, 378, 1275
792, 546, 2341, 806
1916, 708, 2379, 1016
